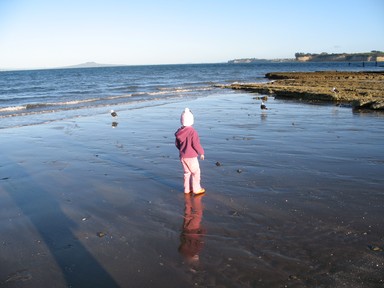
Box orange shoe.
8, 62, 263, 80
193, 188, 205, 195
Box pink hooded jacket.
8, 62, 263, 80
175, 126, 204, 159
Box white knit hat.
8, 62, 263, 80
180, 108, 194, 127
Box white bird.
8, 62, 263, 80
260, 101, 268, 110
110, 110, 118, 117
332, 87, 339, 93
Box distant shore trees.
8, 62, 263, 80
295, 51, 384, 62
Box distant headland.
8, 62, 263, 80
228, 58, 294, 64
61, 62, 119, 69
294, 51, 384, 62
228, 51, 384, 63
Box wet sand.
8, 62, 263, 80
0, 93, 383, 287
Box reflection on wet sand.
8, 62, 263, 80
260, 112, 267, 121
179, 194, 205, 270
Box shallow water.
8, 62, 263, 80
0, 92, 383, 287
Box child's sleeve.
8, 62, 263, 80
192, 131, 204, 155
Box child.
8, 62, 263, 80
175, 108, 205, 195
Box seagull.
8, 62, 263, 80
332, 87, 339, 93
260, 101, 268, 110
110, 110, 118, 117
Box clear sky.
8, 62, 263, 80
0, 0, 383, 69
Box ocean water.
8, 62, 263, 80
0, 61, 382, 129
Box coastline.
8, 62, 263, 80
0, 93, 383, 287
219, 71, 384, 111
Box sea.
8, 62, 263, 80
0, 61, 382, 129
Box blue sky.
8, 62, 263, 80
0, 0, 383, 69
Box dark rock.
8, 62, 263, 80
353, 101, 384, 111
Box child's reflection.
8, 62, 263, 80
178, 194, 205, 267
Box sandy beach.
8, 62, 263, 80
1, 92, 383, 287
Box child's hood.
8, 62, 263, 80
175, 126, 193, 141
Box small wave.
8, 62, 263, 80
0, 105, 26, 112
155, 86, 213, 94
0, 84, 218, 123
26, 103, 51, 109
0, 93, 146, 119
21, 95, 134, 109
109, 85, 140, 92
0, 95, 52, 103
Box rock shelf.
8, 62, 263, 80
220, 71, 384, 111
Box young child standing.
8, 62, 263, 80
175, 108, 205, 195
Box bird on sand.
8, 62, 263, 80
332, 87, 339, 93
110, 110, 118, 117
260, 101, 268, 110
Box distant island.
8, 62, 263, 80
228, 51, 384, 63
62, 62, 119, 69
228, 58, 294, 64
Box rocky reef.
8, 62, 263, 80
219, 71, 384, 111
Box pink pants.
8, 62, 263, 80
180, 157, 202, 193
